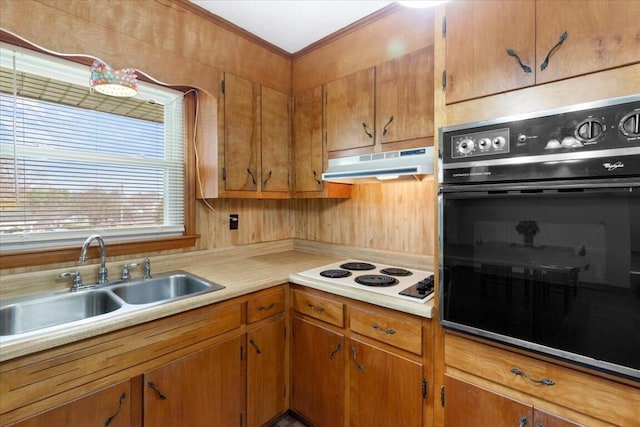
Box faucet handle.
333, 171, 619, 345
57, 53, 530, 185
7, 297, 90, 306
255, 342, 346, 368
121, 262, 140, 281
143, 258, 152, 279
59, 271, 83, 291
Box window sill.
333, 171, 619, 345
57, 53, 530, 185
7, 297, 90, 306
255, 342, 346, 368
0, 235, 200, 270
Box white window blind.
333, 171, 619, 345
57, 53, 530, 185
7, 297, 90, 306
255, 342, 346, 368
0, 44, 185, 250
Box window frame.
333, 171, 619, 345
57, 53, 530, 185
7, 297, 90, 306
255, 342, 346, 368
0, 44, 198, 270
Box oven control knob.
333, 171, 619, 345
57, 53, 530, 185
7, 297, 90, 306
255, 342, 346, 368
517, 134, 527, 143
575, 118, 604, 142
478, 138, 491, 150
561, 136, 583, 148
619, 110, 640, 137
492, 136, 506, 149
544, 139, 561, 149
457, 138, 475, 155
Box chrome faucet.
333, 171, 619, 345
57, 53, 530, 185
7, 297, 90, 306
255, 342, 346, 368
79, 234, 108, 284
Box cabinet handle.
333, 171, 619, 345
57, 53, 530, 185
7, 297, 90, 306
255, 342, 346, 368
506, 49, 532, 73
382, 116, 394, 135
249, 338, 262, 354
540, 31, 568, 71
104, 392, 126, 427
313, 170, 322, 185
246, 168, 257, 185
518, 417, 529, 427
511, 368, 555, 386
147, 381, 168, 400
361, 122, 373, 139
330, 342, 343, 360
263, 170, 272, 186
258, 302, 276, 311
371, 323, 396, 335
351, 347, 365, 373
307, 303, 325, 312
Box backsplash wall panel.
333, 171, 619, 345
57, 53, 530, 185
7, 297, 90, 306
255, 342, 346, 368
294, 178, 436, 256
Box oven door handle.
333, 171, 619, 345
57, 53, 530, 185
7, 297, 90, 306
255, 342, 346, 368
439, 178, 639, 194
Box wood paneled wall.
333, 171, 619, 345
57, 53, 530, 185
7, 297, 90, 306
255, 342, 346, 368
294, 178, 436, 256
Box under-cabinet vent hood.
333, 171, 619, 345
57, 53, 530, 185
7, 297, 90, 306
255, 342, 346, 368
322, 147, 434, 184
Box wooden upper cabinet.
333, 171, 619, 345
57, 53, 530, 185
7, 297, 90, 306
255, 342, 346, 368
261, 86, 291, 193
326, 67, 376, 152
293, 86, 324, 193
445, 0, 640, 103
224, 72, 260, 192
376, 47, 434, 146
535, 0, 640, 85
222, 72, 290, 198
445, 0, 536, 104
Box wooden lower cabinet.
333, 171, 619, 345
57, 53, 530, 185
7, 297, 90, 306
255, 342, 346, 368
291, 316, 345, 427
10, 381, 131, 427
142, 336, 242, 426
349, 339, 424, 427
443, 375, 582, 427
247, 317, 287, 427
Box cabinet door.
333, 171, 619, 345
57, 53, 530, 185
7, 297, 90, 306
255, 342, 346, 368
293, 86, 324, 193
224, 73, 260, 191
443, 375, 532, 426
349, 339, 423, 427
326, 68, 375, 153
12, 381, 131, 427
247, 318, 287, 427
535, 0, 640, 85
261, 86, 290, 193
376, 47, 434, 145
534, 408, 584, 427
445, 0, 535, 104
291, 316, 345, 427
143, 337, 242, 427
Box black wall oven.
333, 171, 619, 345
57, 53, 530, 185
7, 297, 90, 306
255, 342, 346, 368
438, 96, 640, 381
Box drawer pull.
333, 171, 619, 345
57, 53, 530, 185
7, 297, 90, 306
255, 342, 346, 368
307, 303, 325, 313
518, 417, 528, 427
147, 381, 168, 400
104, 392, 126, 427
330, 342, 343, 360
511, 368, 555, 386
258, 302, 276, 311
371, 323, 396, 335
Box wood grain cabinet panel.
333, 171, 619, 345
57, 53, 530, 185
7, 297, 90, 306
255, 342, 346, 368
325, 68, 376, 153
349, 339, 424, 427
445, 0, 640, 103
349, 305, 422, 355
143, 337, 243, 427
247, 287, 285, 323
247, 317, 287, 427
376, 47, 434, 146
222, 72, 290, 198
291, 289, 345, 327
10, 381, 131, 427
293, 86, 324, 193
291, 316, 345, 427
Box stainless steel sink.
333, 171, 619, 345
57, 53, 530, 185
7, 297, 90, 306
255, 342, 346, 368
110, 271, 224, 304
0, 291, 121, 336
0, 271, 224, 339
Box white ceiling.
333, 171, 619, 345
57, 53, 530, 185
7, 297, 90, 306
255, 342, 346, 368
189, 0, 397, 54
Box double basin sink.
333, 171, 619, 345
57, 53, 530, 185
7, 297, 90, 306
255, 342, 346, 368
0, 271, 225, 338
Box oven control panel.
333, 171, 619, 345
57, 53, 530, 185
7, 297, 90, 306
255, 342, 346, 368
451, 128, 510, 159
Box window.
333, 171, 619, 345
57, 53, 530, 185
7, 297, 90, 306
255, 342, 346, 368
0, 44, 186, 252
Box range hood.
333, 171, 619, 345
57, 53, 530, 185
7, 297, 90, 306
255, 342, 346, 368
322, 146, 434, 184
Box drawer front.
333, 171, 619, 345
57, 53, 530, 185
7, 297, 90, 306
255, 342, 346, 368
350, 306, 422, 355
291, 290, 344, 327
247, 288, 285, 323
445, 333, 640, 426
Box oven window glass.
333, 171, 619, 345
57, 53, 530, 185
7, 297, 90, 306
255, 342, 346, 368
441, 187, 640, 376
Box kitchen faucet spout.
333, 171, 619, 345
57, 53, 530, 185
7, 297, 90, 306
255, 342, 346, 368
79, 234, 108, 284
